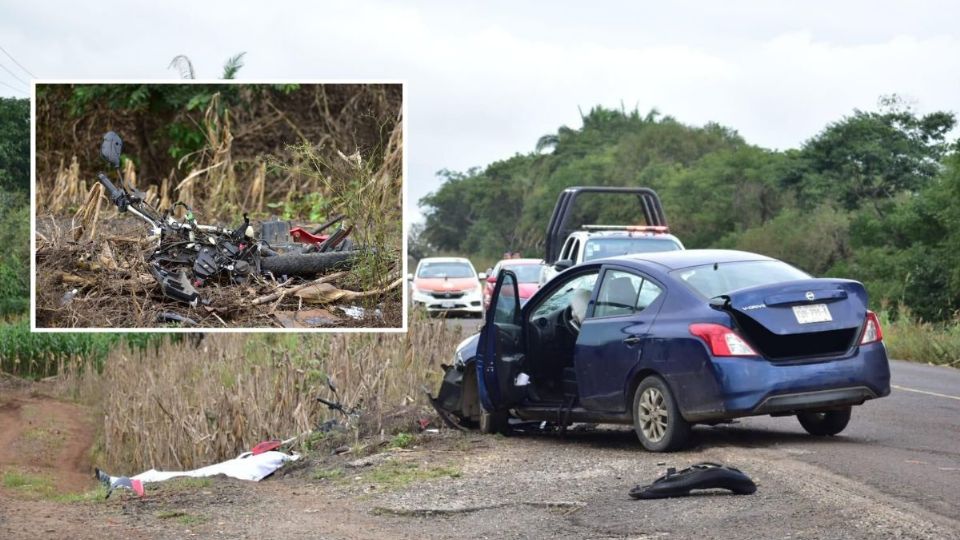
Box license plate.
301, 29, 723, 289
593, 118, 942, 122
792, 304, 832, 324
441, 301, 456, 309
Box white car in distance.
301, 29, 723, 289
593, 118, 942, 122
408, 257, 485, 317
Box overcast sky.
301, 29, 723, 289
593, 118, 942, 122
3, 0, 959, 223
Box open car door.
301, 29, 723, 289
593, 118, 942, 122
476, 270, 525, 411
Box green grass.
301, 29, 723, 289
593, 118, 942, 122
3, 469, 109, 503
3, 470, 47, 490
54, 486, 109, 503
389, 432, 414, 449
163, 477, 213, 490
313, 467, 344, 480
361, 461, 461, 491
879, 307, 960, 367
156, 510, 207, 525
22, 425, 64, 448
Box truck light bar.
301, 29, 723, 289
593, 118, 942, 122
581, 225, 670, 233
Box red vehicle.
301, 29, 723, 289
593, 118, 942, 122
483, 258, 545, 310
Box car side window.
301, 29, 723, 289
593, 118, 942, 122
636, 279, 663, 311
493, 272, 520, 325
531, 271, 598, 318
569, 240, 581, 262
593, 270, 643, 318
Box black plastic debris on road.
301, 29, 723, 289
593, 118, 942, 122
629, 462, 757, 500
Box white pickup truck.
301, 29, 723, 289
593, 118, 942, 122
540, 225, 684, 284
540, 187, 684, 284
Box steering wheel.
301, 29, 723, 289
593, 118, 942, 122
562, 305, 581, 335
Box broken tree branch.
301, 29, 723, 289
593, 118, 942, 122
251, 271, 347, 305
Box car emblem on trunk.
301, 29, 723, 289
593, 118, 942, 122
805, 291, 815, 301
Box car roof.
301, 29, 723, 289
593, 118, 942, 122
418, 257, 474, 265
603, 249, 774, 271
570, 230, 679, 240
496, 258, 543, 266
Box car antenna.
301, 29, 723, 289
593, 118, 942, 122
713, 262, 718, 271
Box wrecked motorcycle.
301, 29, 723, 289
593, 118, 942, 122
95, 131, 360, 305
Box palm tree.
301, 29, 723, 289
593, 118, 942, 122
168, 52, 246, 79
535, 126, 575, 153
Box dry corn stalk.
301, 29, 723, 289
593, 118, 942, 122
50, 157, 83, 212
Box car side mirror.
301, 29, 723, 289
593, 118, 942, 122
100, 131, 123, 169
485, 274, 496, 283
478, 272, 487, 281
554, 259, 574, 271
406, 273, 413, 281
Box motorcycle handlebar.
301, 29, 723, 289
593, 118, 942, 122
96, 172, 125, 203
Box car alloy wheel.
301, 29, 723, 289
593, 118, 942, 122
637, 387, 668, 442
632, 375, 691, 452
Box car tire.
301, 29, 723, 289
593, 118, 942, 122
796, 407, 851, 436
632, 376, 691, 452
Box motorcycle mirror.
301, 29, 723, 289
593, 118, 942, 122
100, 131, 123, 168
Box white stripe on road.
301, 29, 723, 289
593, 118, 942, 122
892, 384, 960, 402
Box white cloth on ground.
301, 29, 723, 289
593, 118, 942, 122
132, 451, 299, 483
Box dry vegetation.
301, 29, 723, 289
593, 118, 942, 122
51, 315, 464, 474
34, 84, 403, 328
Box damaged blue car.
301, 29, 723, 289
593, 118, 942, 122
430, 249, 891, 451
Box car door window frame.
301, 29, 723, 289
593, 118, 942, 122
527, 265, 601, 320
587, 265, 667, 320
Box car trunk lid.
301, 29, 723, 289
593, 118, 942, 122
714, 278, 867, 360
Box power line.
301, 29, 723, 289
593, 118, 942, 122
0, 44, 35, 78
0, 61, 28, 86
0, 79, 27, 95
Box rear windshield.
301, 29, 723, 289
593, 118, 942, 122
672, 260, 810, 298
503, 264, 543, 283
418, 262, 475, 279
584, 237, 681, 261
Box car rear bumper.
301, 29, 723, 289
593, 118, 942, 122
683, 342, 891, 422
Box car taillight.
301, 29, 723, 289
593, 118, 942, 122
689, 323, 758, 357
860, 311, 883, 344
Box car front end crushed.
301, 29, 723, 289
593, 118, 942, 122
427, 334, 482, 429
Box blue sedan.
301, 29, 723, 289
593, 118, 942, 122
430, 249, 891, 451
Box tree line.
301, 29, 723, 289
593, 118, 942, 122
417, 97, 960, 321
0, 97, 29, 317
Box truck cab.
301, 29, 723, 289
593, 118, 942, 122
540, 187, 684, 284
541, 225, 684, 284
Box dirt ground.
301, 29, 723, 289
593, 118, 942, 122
0, 385, 97, 495
34, 217, 402, 329
3, 383, 959, 540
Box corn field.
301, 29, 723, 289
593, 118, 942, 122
52, 316, 465, 473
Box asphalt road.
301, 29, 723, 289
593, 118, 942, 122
372, 358, 960, 539
417, 320, 960, 536
714, 358, 960, 519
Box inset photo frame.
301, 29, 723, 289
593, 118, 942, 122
30, 81, 405, 331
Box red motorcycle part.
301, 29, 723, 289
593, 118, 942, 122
289, 227, 330, 245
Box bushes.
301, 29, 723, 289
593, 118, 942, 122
419, 100, 960, 323
879, 307, 960, 367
